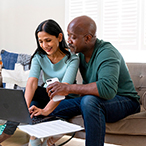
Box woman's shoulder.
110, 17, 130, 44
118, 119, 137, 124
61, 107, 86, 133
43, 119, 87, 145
33, 53, 46, 60
65, 53, 79, 65
70, 53, 79, 60
31, 53, 47, 65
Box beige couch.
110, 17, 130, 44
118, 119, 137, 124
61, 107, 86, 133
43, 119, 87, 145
1, 60, 146, 146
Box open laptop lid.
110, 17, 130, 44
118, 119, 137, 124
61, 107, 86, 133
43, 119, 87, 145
0, 88, 32, 124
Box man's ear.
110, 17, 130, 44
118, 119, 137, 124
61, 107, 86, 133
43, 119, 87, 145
84, 34, 92, 43
58, 33, 63, 42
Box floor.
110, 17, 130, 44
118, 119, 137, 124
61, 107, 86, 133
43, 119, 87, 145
1, 134, 120, 146
55, 135, 85, 146
1, 134, 85, 146
0, 128, 119, 146
55, 136, 120, 146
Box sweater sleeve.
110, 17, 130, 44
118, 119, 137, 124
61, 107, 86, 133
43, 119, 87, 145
29, 56, 41, 79
61, 54, 79, 84
96, 47, 121, 100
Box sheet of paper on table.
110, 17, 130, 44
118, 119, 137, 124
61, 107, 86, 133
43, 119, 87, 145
18, 119, 84, 138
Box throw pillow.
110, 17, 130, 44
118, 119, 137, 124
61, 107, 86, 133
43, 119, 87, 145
1, 50, 43, 89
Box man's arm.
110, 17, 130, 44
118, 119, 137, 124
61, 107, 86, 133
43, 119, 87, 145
46, 82, 99, 98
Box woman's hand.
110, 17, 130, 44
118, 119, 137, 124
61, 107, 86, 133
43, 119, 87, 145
29, 105, 47, 118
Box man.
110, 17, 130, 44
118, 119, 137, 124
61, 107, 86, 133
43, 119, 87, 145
46, 16, 140, 146
0, 16, 140, 146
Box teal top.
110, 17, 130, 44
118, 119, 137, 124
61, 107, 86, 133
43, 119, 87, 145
29, 53, 79, 87
79, 39, 140, 101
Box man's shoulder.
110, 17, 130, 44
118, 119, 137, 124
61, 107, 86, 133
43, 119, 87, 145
95, 39, 113, 49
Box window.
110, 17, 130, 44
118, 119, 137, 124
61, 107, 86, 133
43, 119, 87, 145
65, 0, 146, 62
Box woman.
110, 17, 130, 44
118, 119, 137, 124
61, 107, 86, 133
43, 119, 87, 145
27, 19, 79, 146
0, 19, 79, 146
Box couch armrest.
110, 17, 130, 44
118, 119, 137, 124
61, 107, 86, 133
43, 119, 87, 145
141, 91, 146, 110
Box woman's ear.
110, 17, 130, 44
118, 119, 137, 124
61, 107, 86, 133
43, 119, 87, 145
58, 33, 63, 42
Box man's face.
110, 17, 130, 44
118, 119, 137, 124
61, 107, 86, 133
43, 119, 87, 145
67, 24, 85, 54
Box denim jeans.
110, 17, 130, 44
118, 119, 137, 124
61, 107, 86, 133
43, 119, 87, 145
4, 87, 140, 146
49, 94, 140, 146
79, 95, 140, 146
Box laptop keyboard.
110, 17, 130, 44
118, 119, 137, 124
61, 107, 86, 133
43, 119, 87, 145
32, 115, 57, 124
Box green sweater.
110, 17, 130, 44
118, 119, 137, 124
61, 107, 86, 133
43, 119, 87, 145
79, 39, 140, 101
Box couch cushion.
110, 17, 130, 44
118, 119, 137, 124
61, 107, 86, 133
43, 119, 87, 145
68, 115, 84, 128
70, 106, 146, 136
106, 105, 146, 135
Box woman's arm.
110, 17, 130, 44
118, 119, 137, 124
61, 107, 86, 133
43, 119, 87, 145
62, 54, 79, 84
29, 100, 61, 118
25, 77, 38, 108
26, 77, 61, 117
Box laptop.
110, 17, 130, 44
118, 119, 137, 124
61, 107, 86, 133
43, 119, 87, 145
0, 88, 57, 124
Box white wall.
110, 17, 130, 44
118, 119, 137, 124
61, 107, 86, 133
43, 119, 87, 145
0, 0, 65, 55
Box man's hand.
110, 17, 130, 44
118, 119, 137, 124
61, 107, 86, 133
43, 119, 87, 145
46, 82, 69, 99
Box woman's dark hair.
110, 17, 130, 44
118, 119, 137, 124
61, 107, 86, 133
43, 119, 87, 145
30, 19, 70, 66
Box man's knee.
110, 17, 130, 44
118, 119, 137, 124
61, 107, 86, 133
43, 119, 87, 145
81, 95, 101, 111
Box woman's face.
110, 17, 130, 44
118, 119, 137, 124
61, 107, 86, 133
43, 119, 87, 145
38, 31, 62, 55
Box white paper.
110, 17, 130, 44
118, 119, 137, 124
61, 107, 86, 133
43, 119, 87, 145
18, 119, 84, 138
